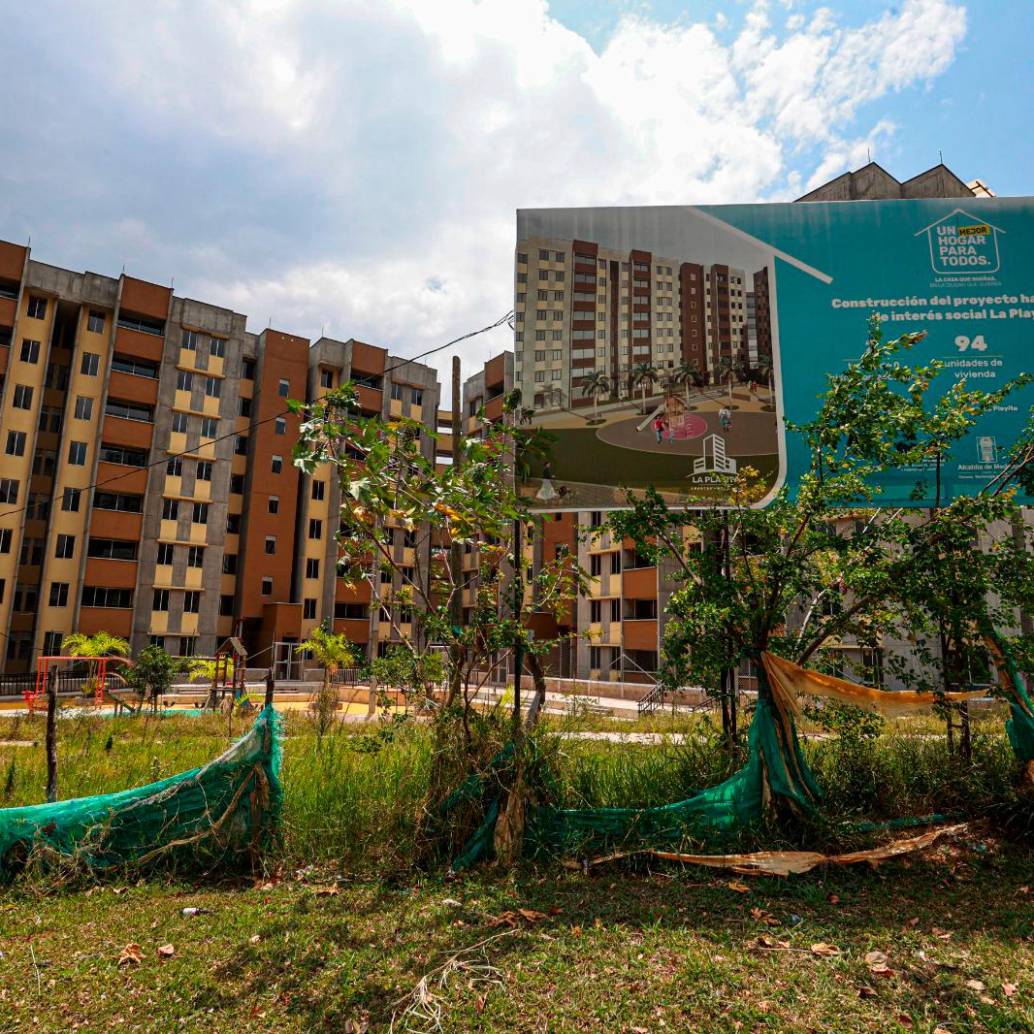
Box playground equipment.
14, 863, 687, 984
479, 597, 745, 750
206, 637, 248, 710
27, 655, 137, 714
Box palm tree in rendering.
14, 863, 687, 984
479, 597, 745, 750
581, 369, 611, 420
755, 355, 775, 398
631, 362, 660, 414
715, 356, 736, 402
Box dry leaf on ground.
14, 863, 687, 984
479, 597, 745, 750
1002, 982, 1017, 997
810, 942, 841, 958
965, 978, 986, 992
156, 944, 175, 959
727, 881, 751, 894
118, 943, 143, 967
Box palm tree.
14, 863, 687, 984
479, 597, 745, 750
61, 632, 131, 703
756, 355, 774, 398
668, 361, 701, 407
631, 362, 659, 414
581, 369, 611, 420
297, 624, 358, 721
62, 631, 131, 659
715, 356, 736, 402
297, 624, 357, 699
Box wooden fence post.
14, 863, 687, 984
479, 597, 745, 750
45, 679, 58, 803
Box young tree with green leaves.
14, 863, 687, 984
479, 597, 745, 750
608, 316, 1034, 816
125, 644, 178, 712
291, 383, 582, 861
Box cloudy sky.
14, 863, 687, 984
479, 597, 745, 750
1, 0, 1027, 379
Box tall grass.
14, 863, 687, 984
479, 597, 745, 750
0, 707, 1027, 873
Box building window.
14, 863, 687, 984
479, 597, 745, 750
157, 543, 174, 565
311, 479, 325, 501
274, 417, 287, 435
68, 440, 88, 466
309, 519, 322, 540
261, 577, 273, 595
5, 431, 25, 457
171, 412, 188, 433
268, 495, 279, 514
48, 582, 69, 608
235, 435, 248, 455
271, 455, 283, 474
278, 378, 290, 397
27, 296, 46, 319
264, 536, 277, 555
182, 329, 198, 351
590, 599, 601, 621
87, 538, 137, 561
222, 553, 237, 574
220, 595, 234, 616
106, 399, 154, 423
187, 545, 204, 568
176, 371, 192, 392
153, 588, 170, 612
61, 487, 80, 512
148, 635, 166, 650
81, 352, 100, 376
200, 417, 218, 438
204, 376, 221, 398
162, 498, 179, 520
55, 534, 75, 559
196, 460, 212, 481
0, 530, 10, 554
81, 586, 133, 609
19, 339, 40, 363
209, 337, 226, 358
167, 455, 183, 476
242, 357, 256, 379
305, 557, 320, 579
590, 554, 601, 577
87, 310, 105, 333
226, 513, 241, 534
320, 369, 333, 388
192, 502, 209, 524
391, 382, 404, 402
179, 636, 197, 658
303, 598, 317, 620
74, 396, 93, 420
183, 590, 200, 614
230, 473, 244, 494
12, 384, 33, 410
239, 396, 252, 417
42, 632, 64, 656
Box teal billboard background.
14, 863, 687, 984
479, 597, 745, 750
712, 197, 1034, 506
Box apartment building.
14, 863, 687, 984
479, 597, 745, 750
513, 240, 772, 416
0, 238, 440, 673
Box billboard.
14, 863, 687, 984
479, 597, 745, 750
515, 199, 1034, 510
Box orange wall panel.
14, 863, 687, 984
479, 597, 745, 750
120, 277, 171, 320
351, 340, 386, 375
88, 510, 143, 541
95, 462, 149, 494
78, 607, 133, 637
622, 619, 657, 651
622, 567, 657, 599
84, 558, 139, 589
102, 415, 154, 451
334, 618, 370, 643
0, 298, 16, 326
0, 242, 27, 282
114, 327, 165, 362
108, 369, 158, 406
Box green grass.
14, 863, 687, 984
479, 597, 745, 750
1, 843, 1031, 1031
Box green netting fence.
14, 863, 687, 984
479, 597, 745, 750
0, 705, 282, 880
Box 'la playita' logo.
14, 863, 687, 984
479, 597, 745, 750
915, 208, 1004, 276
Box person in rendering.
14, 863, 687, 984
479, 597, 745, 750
653, 415, 665, 443
719, 407, 732, 433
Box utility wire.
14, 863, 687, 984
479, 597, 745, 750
0, 311, 513, 524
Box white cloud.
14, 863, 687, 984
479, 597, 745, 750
4, 0, 968, 382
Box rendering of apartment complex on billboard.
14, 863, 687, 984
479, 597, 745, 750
516, 198, 1034, 511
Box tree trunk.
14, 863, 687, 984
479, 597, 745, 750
46, 681, 58, 803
